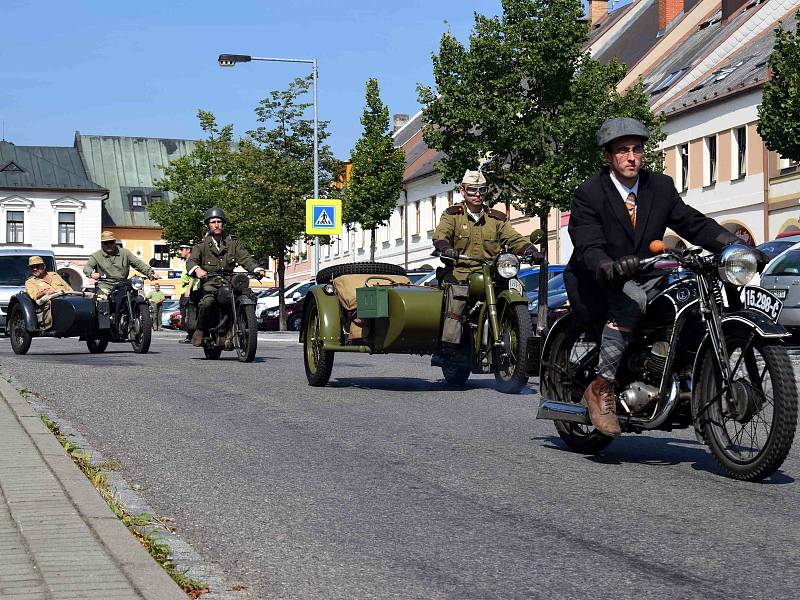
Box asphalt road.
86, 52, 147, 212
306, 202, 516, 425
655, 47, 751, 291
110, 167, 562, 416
1, 332, 799, 600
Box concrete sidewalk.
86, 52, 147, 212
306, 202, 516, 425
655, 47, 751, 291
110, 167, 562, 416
0, 377, 185, 600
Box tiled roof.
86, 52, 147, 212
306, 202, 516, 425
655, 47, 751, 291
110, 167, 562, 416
75, 133, 197, 228
660, 13, 793, 115
0, 141, 105, 192
592, 0, 663, 67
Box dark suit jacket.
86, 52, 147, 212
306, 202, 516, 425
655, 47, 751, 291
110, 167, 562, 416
565, 167, 732, 323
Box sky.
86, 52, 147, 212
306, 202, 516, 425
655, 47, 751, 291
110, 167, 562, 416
2, 0, 515, 159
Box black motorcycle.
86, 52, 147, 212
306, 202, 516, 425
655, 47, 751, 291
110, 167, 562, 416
537, 242, 798, 481
195, 272, 258, 362
89, 276, 152, 354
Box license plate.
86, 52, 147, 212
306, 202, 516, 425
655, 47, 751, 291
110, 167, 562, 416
772, 289, 787, 299
743, 286, 783, 322
508, 278, 523, 295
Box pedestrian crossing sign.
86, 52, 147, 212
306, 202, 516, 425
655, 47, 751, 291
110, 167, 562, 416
306, 198, 342, 235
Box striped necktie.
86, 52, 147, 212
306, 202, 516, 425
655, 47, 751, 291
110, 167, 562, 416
625, 192, 637, 228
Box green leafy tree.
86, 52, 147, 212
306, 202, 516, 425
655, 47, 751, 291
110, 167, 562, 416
344, 78, 406, 261
240, 75, 339, 329
418, 0, 663, 330
758, 12, 800, 162
150, 111, 243, 249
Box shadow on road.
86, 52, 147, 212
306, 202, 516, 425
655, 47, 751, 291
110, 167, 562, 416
188, 355, 278, 363
533, 434, 796, 484
331, 376, 535, 394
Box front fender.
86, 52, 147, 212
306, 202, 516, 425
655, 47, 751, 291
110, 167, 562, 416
8, 293, 40, 333
691, 309, 790, 389
299, 285, 341, 344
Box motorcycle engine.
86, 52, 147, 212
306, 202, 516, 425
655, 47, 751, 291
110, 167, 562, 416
645, 340, 670, 384
620, 381, 660, 413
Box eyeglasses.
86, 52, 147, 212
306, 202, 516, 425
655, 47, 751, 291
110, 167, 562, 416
612, 146, 644, 157
31, 265, 45, 270
464, 185, 488, 196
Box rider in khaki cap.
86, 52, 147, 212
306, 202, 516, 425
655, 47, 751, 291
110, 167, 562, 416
84, 231, 156, 298
25, 256, 73, 329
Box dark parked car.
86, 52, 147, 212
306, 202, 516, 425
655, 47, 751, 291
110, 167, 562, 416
259, 301, 303, 331
518, 265, 566, 312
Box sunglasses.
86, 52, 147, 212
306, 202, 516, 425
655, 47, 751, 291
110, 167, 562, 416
464, 185, 488, 196
31, 264, 46, 270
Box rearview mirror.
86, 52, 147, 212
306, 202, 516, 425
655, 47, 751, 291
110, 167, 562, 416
529, 229, 545, 245
291, 291, 302, 302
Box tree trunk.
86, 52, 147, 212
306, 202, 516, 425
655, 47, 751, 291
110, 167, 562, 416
536, 208, 550, 337
370, 228, 377, 262
277, 254, 287, 332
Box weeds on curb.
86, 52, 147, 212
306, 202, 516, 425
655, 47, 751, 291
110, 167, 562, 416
39, 414, 209, 598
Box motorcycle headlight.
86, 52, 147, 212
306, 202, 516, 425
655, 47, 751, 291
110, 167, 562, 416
718, 244, 758, 286
131, 276, 144, 290
495, 253, 520, 279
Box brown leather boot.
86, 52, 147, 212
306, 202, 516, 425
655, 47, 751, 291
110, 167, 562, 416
582, 375, 621, 438
191, 330, 205, 347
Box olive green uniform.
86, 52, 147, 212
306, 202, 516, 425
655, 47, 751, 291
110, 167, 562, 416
83, 248, 155, 297
186, 234, 259, 332
25, 272, 73, 329
432, 204, 530, 282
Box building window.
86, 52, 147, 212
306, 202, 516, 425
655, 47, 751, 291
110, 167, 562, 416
734, 127, 746, 179
430, 195, 437, 229
151, 244, 170, 268
414, 201, 421, 234
398, 206, 404, 239
149, 193, 162, 204
448, 190, 454, 207
6, 210, 24, 243
705, 136, 717, 186
779, 155, 799, 172
128, 192, 145, 209
57, 212, 76, 244
680, 144, 689, 191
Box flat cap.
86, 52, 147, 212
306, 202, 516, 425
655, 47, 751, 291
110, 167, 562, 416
596, 117, 650, 148
178, 243, 192, 250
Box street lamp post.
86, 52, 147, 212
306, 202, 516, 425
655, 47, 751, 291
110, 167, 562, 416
218, 53, 320, 277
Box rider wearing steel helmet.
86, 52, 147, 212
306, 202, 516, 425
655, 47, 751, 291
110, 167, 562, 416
186, 207, 266, 346
565, 117, 740, 438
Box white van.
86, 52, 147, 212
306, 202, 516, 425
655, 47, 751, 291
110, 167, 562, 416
0, 249, 57, 332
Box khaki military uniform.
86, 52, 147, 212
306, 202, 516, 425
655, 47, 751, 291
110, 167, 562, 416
432, 204, 530, 282
25, 272, 73, 329
83, 248, 154, 297
186, 234, 259, 332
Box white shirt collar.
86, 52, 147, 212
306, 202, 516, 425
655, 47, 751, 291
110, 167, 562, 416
609, 170, 639, 202
466, 208, 484, 222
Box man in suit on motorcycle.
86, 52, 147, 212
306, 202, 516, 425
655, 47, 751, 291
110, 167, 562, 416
565, 117, 740, 438
187, 207, 265, 347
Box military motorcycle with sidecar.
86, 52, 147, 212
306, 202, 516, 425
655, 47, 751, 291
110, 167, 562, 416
6, 275, 152, 355
300, 242, 536, 393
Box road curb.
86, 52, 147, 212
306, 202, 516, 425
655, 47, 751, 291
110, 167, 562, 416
0, 376, 186, 600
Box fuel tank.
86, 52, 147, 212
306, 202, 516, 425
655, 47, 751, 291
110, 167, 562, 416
51, 296, 96, 338
369, 286, 444, 353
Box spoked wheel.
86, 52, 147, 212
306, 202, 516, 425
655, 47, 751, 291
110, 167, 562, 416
131, 304, 152, 354
235, 304, 258, 363
86, 332, 109, 354
203, 346, 223, 360
8, 305, 32, 355
442, 364, 470, 386
545, 323, 614, 454
303, 298, 334, 386
493, 304, 532, 394
695, 332, 798, 481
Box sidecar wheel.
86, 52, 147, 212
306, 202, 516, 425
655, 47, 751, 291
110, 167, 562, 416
696, 334, 797, 481
304, 298, 334, 386
203, 346, 223, 360
493, 304, 532, 394
315, 261, 406, 285
442, 364, 470, 386
235, 304, 258, 363
547, 324, 614, 454
86, 334, 109, 354
9, 305, 32, 355
131, 304, 152, 354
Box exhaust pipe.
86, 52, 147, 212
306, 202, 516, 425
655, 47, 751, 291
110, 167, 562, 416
536, 399, 591, 425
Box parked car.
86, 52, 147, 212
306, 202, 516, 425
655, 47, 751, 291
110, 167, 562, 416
756, 233, 800, 261
406, 270, 434, 284
159, 299, 180, 328
0, 249, 57, 332
255, 279, 315, 318
759, 241, 800, 334
518, 264, 565, 305
259, 301, 303, 331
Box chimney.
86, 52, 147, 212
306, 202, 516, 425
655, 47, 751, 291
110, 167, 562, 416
722, 0, 748, 21
393, 113, 410, 133
589, 0, 608, 27
659, 0, 683, 31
